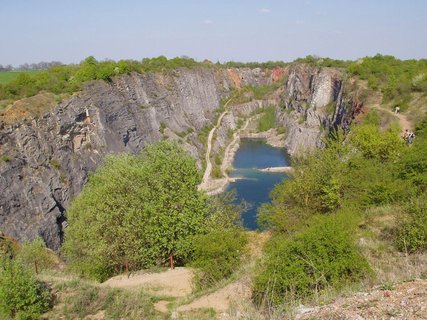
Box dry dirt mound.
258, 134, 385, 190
0, 91, 58, 124
297, 279, 427, 320
101, 267, 193, 297
177, 278, 252, 312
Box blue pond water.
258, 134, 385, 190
225, 138, 290, 229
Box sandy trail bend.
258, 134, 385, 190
101, 267, 193, 297
375, 104, 413, 133
199, 99, 231, 190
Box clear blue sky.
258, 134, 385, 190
1, 0, 426, 65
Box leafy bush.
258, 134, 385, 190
63, 142, 209, 281
347, 55, 427, 101
398, 118, 427, 191
0, 259, 51, 319
57, 280, 156, 320
395, 195, 427, 253
348, 124, 402, 162
257, 106, 276, 132
253, 214, 371, 306
190, 229, 247, 289
16, 238, 55, 274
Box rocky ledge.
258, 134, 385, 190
0, 64, 361, 249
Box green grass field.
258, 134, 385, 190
0, 70, 43, 85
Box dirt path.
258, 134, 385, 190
177, 279, 252, 313
360, 81, 413, 134
101, 267, 193, 297
201, 116, 252, 195
199, 99, 232, 190
220, 117, 250, 181
375, 103, 413, 133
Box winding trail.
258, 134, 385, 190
378, 105, 412, 133
361, 81, 412, 134
220, 117, 250, 181
199, 99, 231, 190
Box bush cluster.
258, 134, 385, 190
0, 258, 51, 320
254, 214, 371, 306
0, 56, 208, 102
257, 106, 277, 132
347, 54, 427, 104
63, 142, 245, 282
190, 228, 247, 289
255, 115, 427, 306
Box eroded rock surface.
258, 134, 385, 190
279, 64, 359, 154
0, 65, 360, 249
0, 68, 270, 249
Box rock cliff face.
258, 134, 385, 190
0, 65, 360, 249
278, 64, 358, 154
0, 68, 271, 249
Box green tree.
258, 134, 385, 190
63, 142, 213, 281
16, 238, 55, 274
0, 258, 51, 320
254, 213, 371, 306
190, 228, 247, 289
74, 56, 98, 83
395, 195, 427, 253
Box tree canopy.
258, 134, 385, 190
63, 141, 242, 281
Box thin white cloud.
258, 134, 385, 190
259, 8, 271, 13
202, 19, 213, 25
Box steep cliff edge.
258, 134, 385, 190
0, 65, 361, 249
279, 64, 362, 154
0, 68, 271, 249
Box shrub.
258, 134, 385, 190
398, 119, 427, 191
16, 238, 55, 274
212, 164, 222, 178
59, 282, 156, 320
253, 213, 371, 306
0, 259, 51, 319
49, 159, 61, 170
257, 106, 276, 132
395, 195, 427, 253
348, 124, 402, 162
190, 229, 247, 289
63, 142, 208, 281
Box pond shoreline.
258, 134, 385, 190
203, 122, 288, 195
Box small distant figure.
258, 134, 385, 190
408, 131, 415, 144
403, 129, 409, 140
395, 106, 400, 114
403, 129, 415, 144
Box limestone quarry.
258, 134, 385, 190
0, 64, 360, 249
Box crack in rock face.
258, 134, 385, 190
0, 66, 358, 249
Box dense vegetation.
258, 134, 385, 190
223, 60, 288, 69
0, 70, 43, 85
63, 141, 246, 282
347, 54, 427, 109
255, 114, 427, 307
0, 238, 53, 320
1, 54, 426, 316
2, 54, 426, 115
294, 54, 427, 110
257, 106, 277, 132
0, 259, 51, 320
0, 56, 210, 102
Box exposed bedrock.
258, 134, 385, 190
278, 64, 360, 154
0, 65, 360, 249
